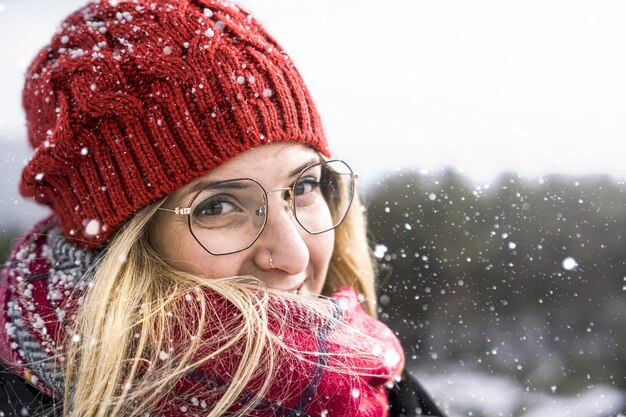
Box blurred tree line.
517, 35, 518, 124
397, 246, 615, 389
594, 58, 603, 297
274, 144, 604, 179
0, 232, 18, 265
366, 169, 626, 395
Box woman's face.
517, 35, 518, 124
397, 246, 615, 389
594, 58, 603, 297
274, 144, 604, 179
149, 143, 335, 297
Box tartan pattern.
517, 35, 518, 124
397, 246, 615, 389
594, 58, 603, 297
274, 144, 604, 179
1, 216, 404, 416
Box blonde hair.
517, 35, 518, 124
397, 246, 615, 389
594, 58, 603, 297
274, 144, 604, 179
62, 193, 379, 416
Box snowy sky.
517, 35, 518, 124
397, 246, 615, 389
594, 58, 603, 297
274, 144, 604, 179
1, 0, 626, 182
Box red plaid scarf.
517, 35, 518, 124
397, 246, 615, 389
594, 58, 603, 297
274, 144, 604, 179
1, 216, 404, 416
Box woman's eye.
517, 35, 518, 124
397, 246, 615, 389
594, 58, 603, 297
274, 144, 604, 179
194, 197, 237, 217
294, 177, 320, 196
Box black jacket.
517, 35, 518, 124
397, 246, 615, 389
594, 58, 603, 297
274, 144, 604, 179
1, 362, 445, 416
388, 371, 446, 416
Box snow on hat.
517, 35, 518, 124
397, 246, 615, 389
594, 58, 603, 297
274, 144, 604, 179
20, 0, 329, 249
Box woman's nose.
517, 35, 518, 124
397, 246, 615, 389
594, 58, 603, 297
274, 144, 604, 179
254, 194, 309, 274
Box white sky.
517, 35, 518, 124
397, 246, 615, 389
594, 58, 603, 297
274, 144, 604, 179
1, 0, 626, 182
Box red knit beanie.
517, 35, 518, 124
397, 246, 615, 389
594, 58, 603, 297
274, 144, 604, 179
20, 0, 329, 249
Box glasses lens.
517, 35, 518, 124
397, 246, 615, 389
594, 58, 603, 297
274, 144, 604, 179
293, 160, 355, 234
188, 179, 267, 255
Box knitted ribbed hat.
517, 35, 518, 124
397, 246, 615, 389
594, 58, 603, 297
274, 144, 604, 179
20, 0, 329, 249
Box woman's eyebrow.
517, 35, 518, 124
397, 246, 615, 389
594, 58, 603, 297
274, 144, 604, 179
287, 158, 323, 179
175, 157, 323, 205
176, 180, 253, 203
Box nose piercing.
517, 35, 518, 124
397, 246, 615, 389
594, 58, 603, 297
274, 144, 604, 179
269, 252, 277, 270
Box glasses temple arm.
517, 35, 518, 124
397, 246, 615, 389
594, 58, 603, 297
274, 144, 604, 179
157, 207, 191, 215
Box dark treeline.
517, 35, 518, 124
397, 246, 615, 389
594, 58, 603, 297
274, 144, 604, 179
366, 168, 626, 395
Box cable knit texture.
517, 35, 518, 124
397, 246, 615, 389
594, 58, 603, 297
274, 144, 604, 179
20, 0, 330, 249
0, 216, 404, 416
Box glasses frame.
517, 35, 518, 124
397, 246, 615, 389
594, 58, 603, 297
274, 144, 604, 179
157, 159, 358, 256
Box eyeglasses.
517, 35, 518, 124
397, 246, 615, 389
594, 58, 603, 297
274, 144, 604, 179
157, 160, 357, 255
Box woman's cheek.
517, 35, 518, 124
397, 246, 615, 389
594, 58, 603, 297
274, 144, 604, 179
311, 229, 335, 276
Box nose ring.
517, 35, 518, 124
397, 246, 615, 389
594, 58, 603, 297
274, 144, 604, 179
269, 252, 277, 270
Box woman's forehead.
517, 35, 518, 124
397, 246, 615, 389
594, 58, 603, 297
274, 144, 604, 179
171, 143, 321, 200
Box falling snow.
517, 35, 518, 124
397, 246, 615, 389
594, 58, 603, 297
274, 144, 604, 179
0, 4, 624, 417
561, 257, 578, 271
84, 219, 100, 236
369, 169, 626, 415
373, 244, 388, 259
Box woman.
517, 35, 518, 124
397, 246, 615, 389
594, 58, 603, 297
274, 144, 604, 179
0, 0, 445, 416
